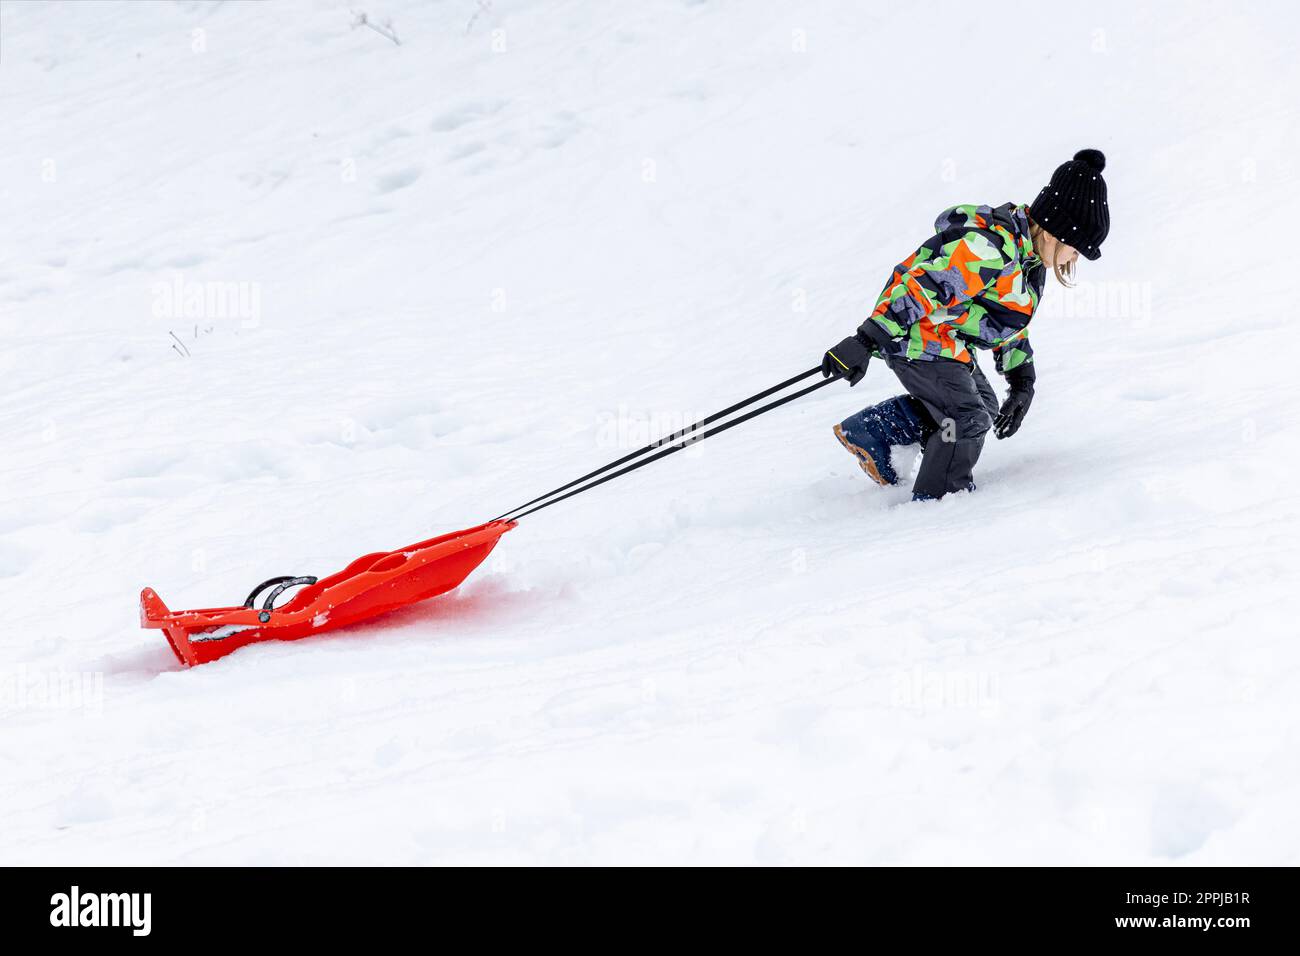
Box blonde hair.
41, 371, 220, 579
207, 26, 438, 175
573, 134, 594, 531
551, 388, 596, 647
1029, 220, 1077, 288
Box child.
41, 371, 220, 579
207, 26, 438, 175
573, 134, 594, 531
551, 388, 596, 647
822, 149, 1110, 500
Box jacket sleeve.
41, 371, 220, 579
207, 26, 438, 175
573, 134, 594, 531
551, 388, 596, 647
994, 335, 1035, 387
864, 228, 1012, 343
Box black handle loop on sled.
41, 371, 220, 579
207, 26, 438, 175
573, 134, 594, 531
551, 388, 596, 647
495, 367, 840, 521
243, 575, 319, 611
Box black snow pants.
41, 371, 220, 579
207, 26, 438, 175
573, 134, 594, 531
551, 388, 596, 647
886, 355, 1000, 499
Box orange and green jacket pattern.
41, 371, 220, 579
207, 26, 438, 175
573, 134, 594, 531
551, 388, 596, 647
867, 202, 1044, 374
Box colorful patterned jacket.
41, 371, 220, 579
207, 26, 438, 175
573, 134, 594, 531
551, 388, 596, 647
862, 202, 1045, 379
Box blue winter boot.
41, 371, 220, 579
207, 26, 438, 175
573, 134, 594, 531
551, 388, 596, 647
834, 396, 933, 487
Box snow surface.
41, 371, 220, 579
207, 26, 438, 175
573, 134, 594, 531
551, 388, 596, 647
2, 0, 1298, 865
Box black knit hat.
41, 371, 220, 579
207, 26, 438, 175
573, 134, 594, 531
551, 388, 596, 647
1028, 148, 1109, 260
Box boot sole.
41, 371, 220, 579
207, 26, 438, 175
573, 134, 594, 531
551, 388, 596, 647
833, 424, 891, 486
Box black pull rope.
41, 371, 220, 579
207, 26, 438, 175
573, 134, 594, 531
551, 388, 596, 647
509, 373, 840, 521
260, 576, 319, 611
493, 366, 823, 522
243, 575, 319, 611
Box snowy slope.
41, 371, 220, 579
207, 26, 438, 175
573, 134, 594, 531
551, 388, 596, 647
1, 0, 1298, 864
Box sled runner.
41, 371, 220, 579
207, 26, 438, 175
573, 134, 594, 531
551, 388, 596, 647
142, 366, 838, 665
141, 520, 515, 666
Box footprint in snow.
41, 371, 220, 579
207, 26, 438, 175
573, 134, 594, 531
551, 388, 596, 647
370, 124, 413, 147
536, 111, 581, 149
0, 540, 34, 578
102, 450, 184, 481
448, 141, 486, 161
1150, 784, 1236, 859
70, 499, 155, 534
54, 789, 115, 828
429, 99, 507, 132
161, 252, 208, 269
374, 166, 422, 194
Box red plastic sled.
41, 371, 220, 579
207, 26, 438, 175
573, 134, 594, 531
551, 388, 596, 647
141, 520, 515, 666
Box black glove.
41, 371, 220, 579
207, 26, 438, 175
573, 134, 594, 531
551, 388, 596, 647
822, 332, 874, 386
994, 366, 1035, 440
